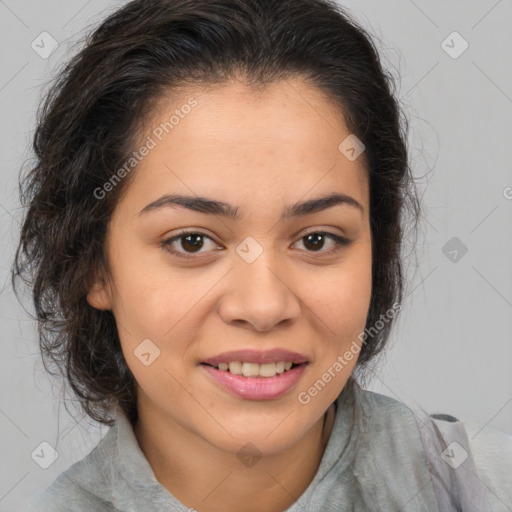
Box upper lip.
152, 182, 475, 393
201, 349, 309, 366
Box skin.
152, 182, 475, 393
87, 78, 372, 512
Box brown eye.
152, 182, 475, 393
294, 232, 351, 254
162, 231, 220, 259
179, 234, 205, 253
302, 233, 328, 251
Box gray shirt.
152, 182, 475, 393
26, 382, 512, 511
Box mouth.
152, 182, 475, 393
201, 349, 309, 367
200, 361, 306, 378
198, 349, 309, 400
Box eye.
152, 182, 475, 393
162, 231, 221, 259
292, 231, 351, 255
161, 230, 351, 260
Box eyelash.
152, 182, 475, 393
161, 230, 351, 260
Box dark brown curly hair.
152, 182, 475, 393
12, 0, 421, 427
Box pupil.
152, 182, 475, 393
182, 234, 203, 252
304, 233, 324, 251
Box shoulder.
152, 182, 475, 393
25, 477, 113, 512
463, 420, 512, 510
349, 384, 435, 452
351, 383, 424, 428
347, 385, 439, 467
25, 426, 118, 512
350, 385, 512, 508
351, 383, 412, 415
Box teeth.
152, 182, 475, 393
218, 361, 296, 377
242, 362, 260, 377
258, 363, 277, 377
228, 361, 243, 375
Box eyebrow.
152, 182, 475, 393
138, 192, 364, 220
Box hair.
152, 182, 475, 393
12, 0, 421, 428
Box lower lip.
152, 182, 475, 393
200, 364, 308, 400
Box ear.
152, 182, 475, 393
86, 271, 113, 311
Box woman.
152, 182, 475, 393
14, 0, 512, 510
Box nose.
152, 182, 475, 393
218, 255, 302, 332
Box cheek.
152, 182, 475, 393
108, 256, 217, 371
106, 235, 183, 328
302, 254, 372, 334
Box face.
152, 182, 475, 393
88, 78, 372, 456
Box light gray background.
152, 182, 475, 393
1, 0, 511, 509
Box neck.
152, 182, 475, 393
134, 401, 337, 512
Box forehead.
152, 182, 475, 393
126, 78, 369, 216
